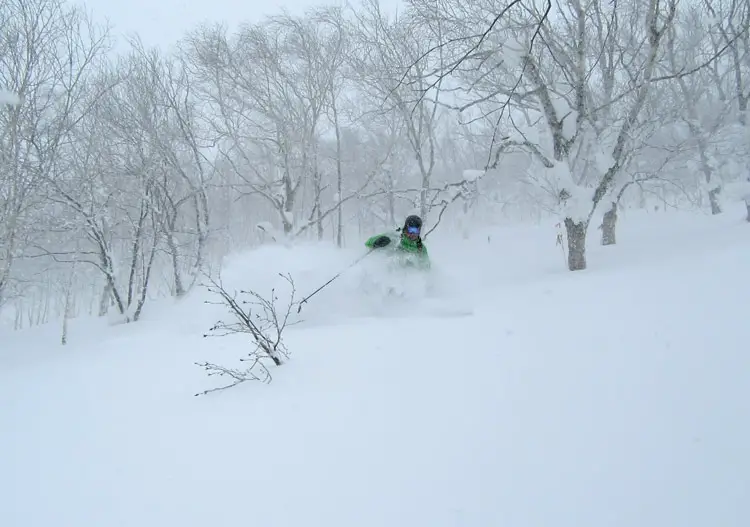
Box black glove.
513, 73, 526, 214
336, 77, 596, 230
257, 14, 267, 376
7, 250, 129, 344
372, 235, 391, 248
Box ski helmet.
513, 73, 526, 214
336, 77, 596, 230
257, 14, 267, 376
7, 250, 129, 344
404, 215, 422, 230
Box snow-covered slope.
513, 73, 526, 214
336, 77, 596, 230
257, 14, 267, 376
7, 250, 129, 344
2, 207, 749, 527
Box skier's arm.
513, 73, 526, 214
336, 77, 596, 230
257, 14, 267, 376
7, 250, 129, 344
365, 233, 392, 248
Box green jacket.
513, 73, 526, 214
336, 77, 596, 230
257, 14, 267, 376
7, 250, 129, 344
364, 232, 431, 270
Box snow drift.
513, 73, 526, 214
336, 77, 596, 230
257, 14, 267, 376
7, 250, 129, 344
1, 206, 749, 527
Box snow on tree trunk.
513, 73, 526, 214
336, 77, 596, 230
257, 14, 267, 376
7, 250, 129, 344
564, 218, 588, 271
132, 235, 158, 322
600, 202, 617, 246
281, 206, 294, 235
98, 282, 111, 317
166, 231, 185, 297
61, 253, 79, 345
387, 170, 396, 227
599, 182, 634, 247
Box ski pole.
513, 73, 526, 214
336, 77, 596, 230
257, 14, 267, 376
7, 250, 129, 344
297, 249, 375, 313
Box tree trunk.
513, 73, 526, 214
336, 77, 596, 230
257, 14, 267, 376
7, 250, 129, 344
40, 287, 49, 325
165, 228, 185, 297
600, 202, 617, 246
98, 282, 111, 316
387, 170, 396, 227
132, 235, 158, 322
61, 255, 79, 345
564, 218, 588, 271
419, 165, 430, 223
708, 187, 722, 215
184, 189, 210, 293
127, 198, 149, 309
281, 167, 295, 235
0, 224, 18, 311
315, 172, 323, 241
61, 287, 72, 345
14, 302, 22, 330
336, 185, 342, 247
745, 199, 750, 222
332, 92, 344, 248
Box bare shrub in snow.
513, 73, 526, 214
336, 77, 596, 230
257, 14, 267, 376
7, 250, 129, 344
195, 273, 299, 395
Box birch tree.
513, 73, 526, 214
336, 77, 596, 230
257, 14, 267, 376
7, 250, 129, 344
704, 0, 750, 125
704, 0, 750, 217
45, 56, 164, 323
663, 4, 728, 214
185, 17, 339, 238
313, 7, 351, 246
409, 0, 685, 270
267, 10, 359, 240
347, 0, 446, 223
126, 39, 213, 297
185, 22, 301, 235
0, 0, 110, 307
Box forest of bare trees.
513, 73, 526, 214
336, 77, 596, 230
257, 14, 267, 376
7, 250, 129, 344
1, 0, 748, 329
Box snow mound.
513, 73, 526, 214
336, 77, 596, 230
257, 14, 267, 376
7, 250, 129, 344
156, 240, 466, 329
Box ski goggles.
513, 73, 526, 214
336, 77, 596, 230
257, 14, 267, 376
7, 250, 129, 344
406, 225, 420, 235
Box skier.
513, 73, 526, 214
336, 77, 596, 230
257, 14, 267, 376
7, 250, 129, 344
364, 215, 431, 270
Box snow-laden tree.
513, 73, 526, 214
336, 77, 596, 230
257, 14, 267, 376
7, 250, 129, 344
40, 41, 214, 322
0, 0, 110, 308
405, 0, 733, 270
184, 22, 300, 235
184, 11, 351, 238
46, 59, 161, 322
662, 2, 734, 214
123, 39, 214, 297
703, 0, 750, 218
6, 0, 748, 333
704, 0, 749, 125
346, 0, 447, 223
